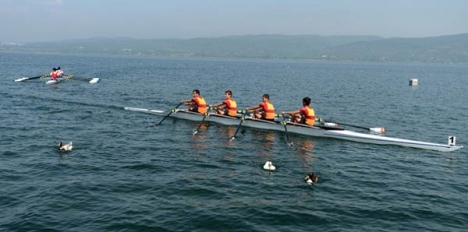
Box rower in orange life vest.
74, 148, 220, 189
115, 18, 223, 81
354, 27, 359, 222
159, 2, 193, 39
246, 94, 276, 121
181, 89, 207, 114
49, 67, 58, 80
282, 97, 316, 126
209, 90, 237, 117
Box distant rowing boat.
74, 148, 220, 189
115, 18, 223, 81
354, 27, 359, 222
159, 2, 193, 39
124, 107, 463, 152
14, 74, 99, 84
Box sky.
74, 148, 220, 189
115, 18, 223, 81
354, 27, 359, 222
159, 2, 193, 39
1, 0, 467, 42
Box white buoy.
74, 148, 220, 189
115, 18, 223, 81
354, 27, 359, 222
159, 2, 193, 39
263, 161, 276, 171
409, 78, 418, 86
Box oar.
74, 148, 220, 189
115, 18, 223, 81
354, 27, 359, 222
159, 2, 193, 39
149, 102, 183, 127
14, 74, 48, 82
281, 113, 293, 147
326, 120, 385, 133
193, 112, 208, 135
63, 74, 100, 83
229, 112, 247, 141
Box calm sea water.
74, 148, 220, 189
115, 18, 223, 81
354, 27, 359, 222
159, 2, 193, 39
1, 52, 467, 231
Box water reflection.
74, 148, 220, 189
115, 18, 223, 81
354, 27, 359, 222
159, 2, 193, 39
251, 130, 276, 163
216, 125, 241, 148
294, 138, 316, 173
57, 152, 76, 164
218, 125, 237, 139
190, 123, 209, 156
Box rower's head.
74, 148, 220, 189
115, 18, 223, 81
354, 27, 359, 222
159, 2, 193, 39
225, 90, 232, 99
52, 67, 57, 71
192, 89, 201, 97
262, 94, 270, 102
57, 67, 61, 70
303, 97, 311, 106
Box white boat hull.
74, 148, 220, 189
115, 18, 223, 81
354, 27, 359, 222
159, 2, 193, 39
46, 78, 65, 85
45, 75, 99, 84
124, 107, 463, 152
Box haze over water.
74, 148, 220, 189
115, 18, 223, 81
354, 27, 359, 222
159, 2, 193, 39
1, 53, 467, 231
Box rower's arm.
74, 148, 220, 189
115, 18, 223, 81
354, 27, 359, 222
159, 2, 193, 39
246, 106, 260, 111
209, 102, 223, 107
282, 110, 299, 115
181, 99, 192, 104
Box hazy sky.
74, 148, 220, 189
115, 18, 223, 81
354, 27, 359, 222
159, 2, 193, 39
1, 0, 467, 42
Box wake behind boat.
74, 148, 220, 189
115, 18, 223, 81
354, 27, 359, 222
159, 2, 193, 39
124, 106, 463, 152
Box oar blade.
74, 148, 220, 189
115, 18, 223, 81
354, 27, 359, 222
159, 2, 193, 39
14, 77, 28, 82
370, 127, 385, 134
229, 112, 247, 141
89, 78, 100, 84
14, 75, 44, 82
193, 115, 207, 135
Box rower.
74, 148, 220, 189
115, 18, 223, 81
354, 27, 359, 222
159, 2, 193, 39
49, 67, 58, 80
282, 97, 316, 126
246, 93, 275, 121
56, 66, 64, 77
181, 89, 207, 114
209, 90, 237, 117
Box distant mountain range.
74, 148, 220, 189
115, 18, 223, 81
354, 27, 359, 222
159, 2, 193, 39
2, 34, 468, 63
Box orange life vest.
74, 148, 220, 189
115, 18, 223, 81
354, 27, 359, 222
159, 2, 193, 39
50, 71, 58, 79
224, 99, 237, 117
193, 96, 207, 114
301, 106, 315, 125
261, 102, 275, 120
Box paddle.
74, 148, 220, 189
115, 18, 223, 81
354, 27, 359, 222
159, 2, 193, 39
14, 74, 48, 82
193, 112, 208, 135
63, 74, 100, 83
229, 112, 247, 141
281, 113, 293, 147
150, 102, 183, 127
325, 120, 385, 133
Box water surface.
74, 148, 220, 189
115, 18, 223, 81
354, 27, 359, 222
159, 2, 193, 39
1, 53, 467, 231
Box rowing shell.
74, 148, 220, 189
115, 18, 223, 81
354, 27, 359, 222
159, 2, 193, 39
45, 76, 100, 85
124, 107, 463, 152
46, 77, 65, 85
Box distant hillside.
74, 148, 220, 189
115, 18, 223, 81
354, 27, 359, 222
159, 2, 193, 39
1, 34, 468, 63
325, 33, 468, 63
